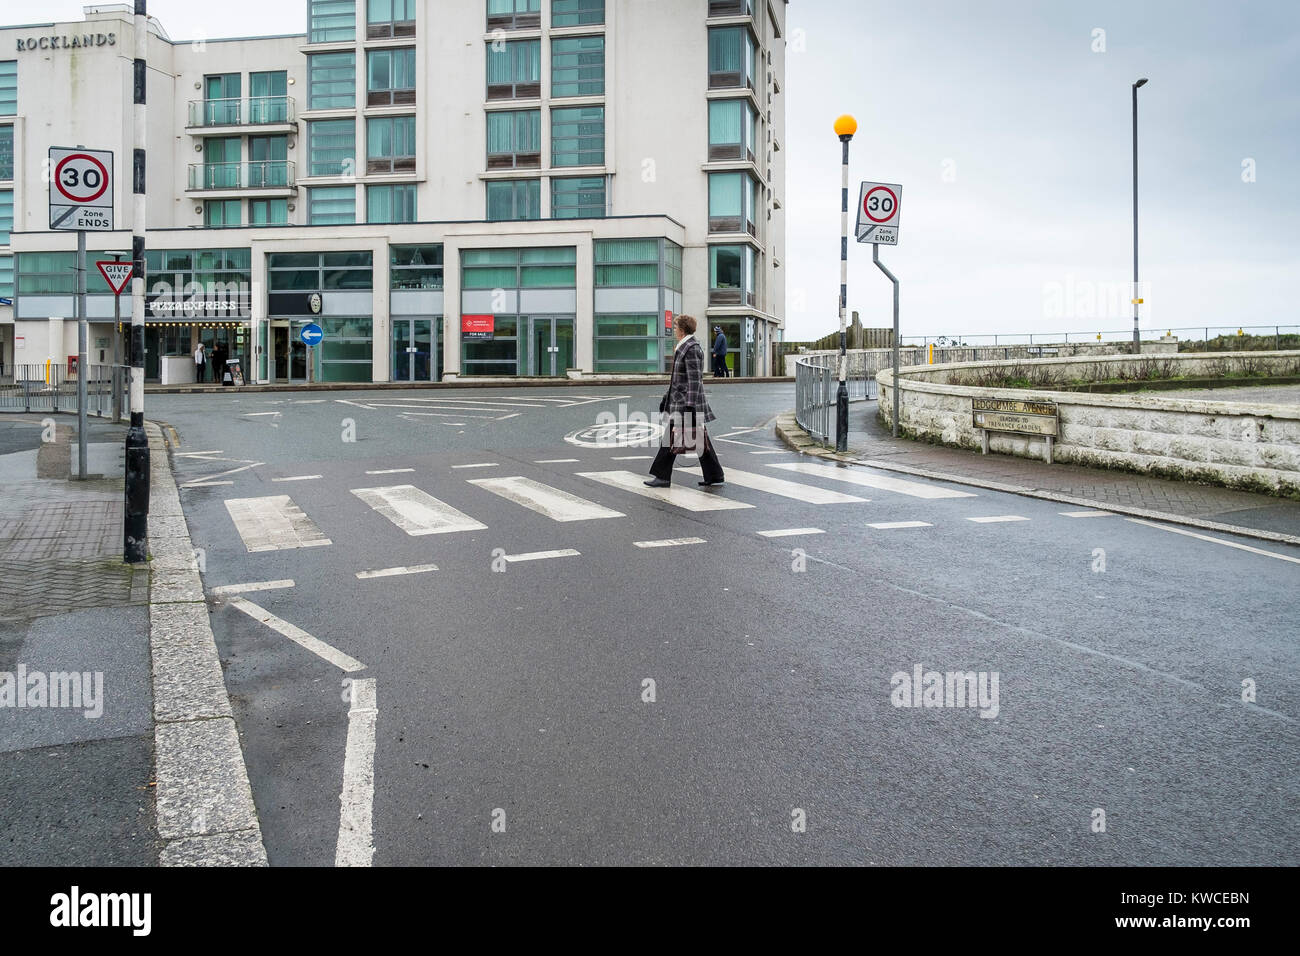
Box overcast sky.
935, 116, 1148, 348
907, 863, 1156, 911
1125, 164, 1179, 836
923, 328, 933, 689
7, 0, 1298, 341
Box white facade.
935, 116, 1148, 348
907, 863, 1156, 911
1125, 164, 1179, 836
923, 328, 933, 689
0, 0, 786, 383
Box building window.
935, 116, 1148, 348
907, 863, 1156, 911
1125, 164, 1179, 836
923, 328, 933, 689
390, 244, 443, 290
204, 199, 241, 227
367, 47, 416, 106
367, 0, 415, 38
487, 0, 540, 31
487, 40, 541, 101
250, 199, 289, 226
594, 315, 660, 372
310, 0, 356, 43
486, 179, 540, 221
665, 240, 683, 292
486, 110, 541, 170
461, 246, 575, 289
552, 0, 604, 28
551, 36, 603, 98
708, 98, 756, 162
551, 176, 605, 218
0, 125, 12, 180
708, 0, 753, 16
708, 27, 755, 90
551, 106, 604, 167
249, 135, 289, 187
202, 73, 241, 125
708, 171, 757, 236
22, 250, 137, 295
594, 239, 657, 287
0, 254, 12, 298
268, 251, 372, 291
367, 184, 417, 223
709, 244, 755, 306
366, 115, 416, 173
0, 61, 15, 116
249, 71, 289, 123
309, 185, 356, 224
308, 119, 355, 176
0, 189, 11, 243
309, 52, 356, 109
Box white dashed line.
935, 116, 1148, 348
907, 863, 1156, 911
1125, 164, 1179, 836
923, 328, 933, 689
366, 468, 415, 475
534, 458, 580, 463
634, 537, 707, 548
210, 579, 296, 596
451, 462, 499, 469
336, 678, 377, 867
967, 515, 1030, 524
611, 455, 654, 460
503, 549, 581, 562
868, 521, 933, 530
355, 564, 439, 579
226, 597, 364, 672
1060, 510, 1115, 518
272, 475, 322, 482
757, 528, 826, 538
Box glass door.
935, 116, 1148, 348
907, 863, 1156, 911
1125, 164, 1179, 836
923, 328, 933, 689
555, 318, 573, 374
393, 319, 434, 382
272, 324, 289, 381
528, 317, 574, 376
394, 319, 413, 381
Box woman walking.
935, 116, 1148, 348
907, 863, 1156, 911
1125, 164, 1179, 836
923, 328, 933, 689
646, 314, 725, 488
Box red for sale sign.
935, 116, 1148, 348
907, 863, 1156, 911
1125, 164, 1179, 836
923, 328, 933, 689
462, 314, 495, 341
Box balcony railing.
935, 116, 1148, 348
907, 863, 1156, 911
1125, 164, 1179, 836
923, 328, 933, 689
188, 161, 296, 190
187, 96, 296, 128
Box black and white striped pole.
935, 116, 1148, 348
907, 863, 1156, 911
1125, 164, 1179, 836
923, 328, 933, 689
123, 0, 149, 563
833, 114, 857, 452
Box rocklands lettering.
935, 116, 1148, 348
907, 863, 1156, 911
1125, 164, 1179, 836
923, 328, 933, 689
16, 33, 116, 52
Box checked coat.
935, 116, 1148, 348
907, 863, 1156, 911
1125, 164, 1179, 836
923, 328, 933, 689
664, 336, 717, 424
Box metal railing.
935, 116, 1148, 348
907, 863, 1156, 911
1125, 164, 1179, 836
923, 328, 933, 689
794, 354, 877, 443
187, 161, 296, 190
186, 96, 295, 127
902, 324, 1300, 349
0, 363, 127, 417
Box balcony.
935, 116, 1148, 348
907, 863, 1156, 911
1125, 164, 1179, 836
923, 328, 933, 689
186, 97, 297, 131
187, 161, 296, 195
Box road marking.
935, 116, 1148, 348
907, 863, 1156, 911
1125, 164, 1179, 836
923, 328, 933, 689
534, 458, 580, 463
967, 515, 1030, 523
868, 521, 933, 529
577, 470, 754, 512
451, 462, 499, 469
355, 564, 439, 579
1060, 510, 1115, 518
226, 597, 364, 671
173, 450, 224, 458
680, 466, 867, 504
757, 528, 826, 538
185, 480, 233, 486
336, 677, 377, 868
503, 549, 581, 562
1126, 519, 1300, 566
634, 537, 707, 548
366, 468, 415, 475
769, 461, 977, 499
272, 475, 322, 482
713, 437, 770, 449
224, 495, 332, 552
468, 476, 624, 521
352, 485, 487, 536
210, 579, 296, 596
243, 411, 281, 417
611, 455, 653, 460
749, 450, 787, 455
293, 399, 327, 404
181, 460, 265, 488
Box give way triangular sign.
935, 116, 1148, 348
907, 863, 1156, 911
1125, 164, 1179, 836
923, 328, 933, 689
96, 260, 134, 295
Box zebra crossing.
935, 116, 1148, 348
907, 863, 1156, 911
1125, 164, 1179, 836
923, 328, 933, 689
209, 457, 1070, 554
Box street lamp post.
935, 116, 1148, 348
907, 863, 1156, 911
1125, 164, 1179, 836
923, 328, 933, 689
1131, 77, 1148, 355
833, 114, 857, 452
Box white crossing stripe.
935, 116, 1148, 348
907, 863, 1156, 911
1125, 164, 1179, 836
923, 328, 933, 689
634, 538, 707, 548
611, 455, 653, 460
366, 468, 414, 475
468, 476, 624, 521
576, 470, 754, 512
680, 466, 867, 504
967, 515, 1030, 523
336, 677, 377, 868
769, 462, 977, 499
534, 458, 580, 463
210, 579, 295, 596
749, 450, 787, 455
224, 495, 332, 552
868, 521, 933, 529
1060, 510, 1115, 518
355, 564, 439, 579
351, 484, 487, 536
226, 597, 364, 672
452, 462, 499, 469
503, 549, 581, 562
272, 475, 321, 482
757, 528, 826, 538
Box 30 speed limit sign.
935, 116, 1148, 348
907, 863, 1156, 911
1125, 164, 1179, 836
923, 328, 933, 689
856, 181, 901, 245
49, 147, 115, 231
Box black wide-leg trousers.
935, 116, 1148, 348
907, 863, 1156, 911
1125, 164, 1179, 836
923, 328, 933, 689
649, 431, 724, 484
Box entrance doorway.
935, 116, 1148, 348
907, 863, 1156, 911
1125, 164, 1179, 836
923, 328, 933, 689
527, 316, 573, 377
392, 318, 435, 382
271, 321, 308, 382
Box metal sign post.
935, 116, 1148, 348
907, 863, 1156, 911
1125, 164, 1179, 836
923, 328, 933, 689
96, 257, 133, 421
857, 181, 903, 436
76, 230, 87, 478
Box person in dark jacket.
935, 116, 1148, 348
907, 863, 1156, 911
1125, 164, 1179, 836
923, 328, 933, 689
711, 325, 728, 377
646, 314, 725, 488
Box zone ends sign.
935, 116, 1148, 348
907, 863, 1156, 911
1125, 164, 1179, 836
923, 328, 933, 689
49, 147, 115, 231
856, 181, 901, 246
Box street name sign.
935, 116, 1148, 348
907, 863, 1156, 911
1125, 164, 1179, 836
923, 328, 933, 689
95, 260, 133, 295
972, 398, 1059, 437
49, 147, 114, 230
856, 181, 901, 245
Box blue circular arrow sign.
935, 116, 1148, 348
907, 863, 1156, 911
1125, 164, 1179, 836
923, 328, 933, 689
300, 323, 324, 346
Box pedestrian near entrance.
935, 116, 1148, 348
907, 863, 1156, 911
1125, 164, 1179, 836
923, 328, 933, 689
647, 314, 725, 488
193, 341, 207, 382
712, 325, 728, 377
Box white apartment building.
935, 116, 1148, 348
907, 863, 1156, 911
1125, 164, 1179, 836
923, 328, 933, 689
0, 0, 787, 384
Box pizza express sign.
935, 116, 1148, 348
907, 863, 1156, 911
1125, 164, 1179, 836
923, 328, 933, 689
16, 32, 118, 52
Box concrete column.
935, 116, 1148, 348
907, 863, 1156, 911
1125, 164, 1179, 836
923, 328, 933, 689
441, 240, 462, 379
574, 235, 594, 373
371, 240, 391, 382
251, 248, 268, 382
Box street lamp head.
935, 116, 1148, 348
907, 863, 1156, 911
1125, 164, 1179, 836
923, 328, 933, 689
833, 114, 857, 141
1134, 77, 1148, 88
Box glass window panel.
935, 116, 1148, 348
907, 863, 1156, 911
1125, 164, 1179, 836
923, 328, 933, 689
0, 188, 12, 243
0, 255, 12, 298
551, 36, 604, 98
595, 315, 657, 336
249, 199, 288, 225
551, 176, 605, 218
486, 179, 540, 221
521, 247, 575, 264
0, 62, 16, 116
204, 199, 240, 228
0, 125, 12, 180
367, 184, 417, 223
323, 269, 374, 290
520, 265, 575, 287
269, 253, 318, 268
309, 119, 355, 176
324, 252, 372, 267
368, 0, 414, 23
308, 185, 356, 224
367, 115, 415, 158
551, 106, 604, 167
463, 249, 520, 265
594, 239, 657, 263
710, 245, 744, 289
709, 173, 743, 217
552, 0, 604, 28
269, 270, 318, 291
310, 0, 356, 42
309, 52, 356, 109
462, 266, 517, 289
708, 100, 742, 146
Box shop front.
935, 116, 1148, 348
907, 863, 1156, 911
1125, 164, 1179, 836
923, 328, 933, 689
266, 251, 374, 383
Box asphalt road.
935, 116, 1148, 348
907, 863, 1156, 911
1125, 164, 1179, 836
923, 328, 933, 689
150, 382, 1300, 866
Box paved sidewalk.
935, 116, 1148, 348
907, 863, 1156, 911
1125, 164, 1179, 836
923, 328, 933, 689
776, 402, 1300, 543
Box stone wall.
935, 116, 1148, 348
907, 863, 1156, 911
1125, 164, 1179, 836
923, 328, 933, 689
782, 338, 1177, 377
877, 352, 1300, 495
